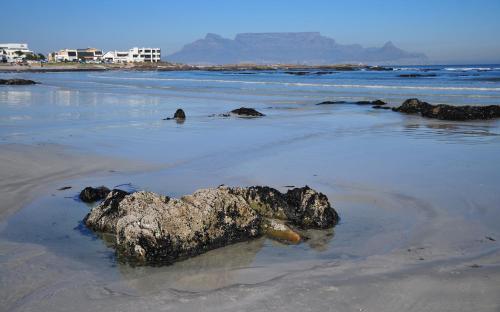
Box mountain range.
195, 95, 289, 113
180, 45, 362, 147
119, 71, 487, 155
167, 32, 428, 65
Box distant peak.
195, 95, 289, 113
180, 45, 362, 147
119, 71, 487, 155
383, 41, 396, 48
205, 33, 223, 40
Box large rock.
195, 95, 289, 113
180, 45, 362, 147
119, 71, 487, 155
393, 98, 500, 120
0, 79, 37, 85
84, 185, 338, 265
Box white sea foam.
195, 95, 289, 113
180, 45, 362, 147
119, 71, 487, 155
444, 67, 492, 71
92, 75, 500, 92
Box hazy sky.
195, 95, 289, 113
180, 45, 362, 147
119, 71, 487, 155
1, 0, 500, 64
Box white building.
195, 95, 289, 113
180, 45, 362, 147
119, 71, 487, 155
0, 43, 34, 63
48, 48, 102, 63
103, 47, 161, 63
48, 49, 78, 62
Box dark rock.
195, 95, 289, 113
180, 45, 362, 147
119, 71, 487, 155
284, 71, 309, 76
371, 100, 387, 105
79, 186, 111, 203
284, 71, 334, 76
173, 109, 186, 119
368, 66, 393, 71
316, 101, 347, 105
318, 100, 386, 106
163, 108, 186, 121
356, 100, 386, 105
85, 185, 338, 265
373, 105, 391, 110
393, 98, 500, 120
230, 107, 265, 117
398, 73, 437, 78
0, 79, 37, 85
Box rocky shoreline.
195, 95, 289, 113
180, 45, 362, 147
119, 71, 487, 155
0, 63, 392, 73
392, 98, 500, 121
84, 185, 338, 265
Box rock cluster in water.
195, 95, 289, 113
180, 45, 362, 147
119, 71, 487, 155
0, 79, 37, 85
393, 98, 500, 120
84, 185, 338, 265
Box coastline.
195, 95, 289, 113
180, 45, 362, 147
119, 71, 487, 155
0, 62, 391, 73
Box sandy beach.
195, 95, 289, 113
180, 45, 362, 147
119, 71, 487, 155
1, 68, 499, 311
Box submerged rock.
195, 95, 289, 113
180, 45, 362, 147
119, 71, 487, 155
79, 186, 111, 203
393, 98, 500, 120
373, 105, 391, 110
316, 101, 347, 105
318, 100, 386, 106
84, 185, 338, 265
230, 107, 265, 117
355, 100, 386, 105
398, 73, 437, 78
0, 79, 37, 85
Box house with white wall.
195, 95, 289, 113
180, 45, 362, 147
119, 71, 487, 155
0, 43, 34, 62
103, 47, 161, 63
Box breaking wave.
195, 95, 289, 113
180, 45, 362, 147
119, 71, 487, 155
91, 75, 500, 92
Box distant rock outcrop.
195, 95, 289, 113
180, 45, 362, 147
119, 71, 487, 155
167, 32, 427, 65
393, 98, 500, 120
0, 79, 37, 85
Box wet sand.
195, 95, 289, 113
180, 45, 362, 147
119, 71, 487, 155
0, 143, 151, 221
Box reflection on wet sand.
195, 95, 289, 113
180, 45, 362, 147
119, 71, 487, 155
117, 228, 336, 294
118, 238, 265, 293
401, 119, 500, 144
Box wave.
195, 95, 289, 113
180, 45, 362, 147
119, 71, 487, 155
90, 75, 500, 92
444, 67, 494, 71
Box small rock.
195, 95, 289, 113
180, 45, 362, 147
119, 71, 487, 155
57, 186, 72, 191
230, 107, 265, 117
316, 101, 347, 105
0, 79, 37, 85
398, 73, 437, 78
163, 108, 186, 120
79, 186, 111, 203
173, 109, 186, 119
356, 100, 386, 105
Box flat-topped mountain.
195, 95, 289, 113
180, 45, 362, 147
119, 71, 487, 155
167, 32, 427, 65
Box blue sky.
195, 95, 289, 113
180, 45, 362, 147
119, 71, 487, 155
1, 0, 500, 63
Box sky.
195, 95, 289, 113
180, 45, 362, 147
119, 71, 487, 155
1, 0, 500, 64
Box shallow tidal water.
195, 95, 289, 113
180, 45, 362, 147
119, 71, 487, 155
1, 66, 500, 311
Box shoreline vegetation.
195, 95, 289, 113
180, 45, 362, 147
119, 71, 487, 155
0, 62, 393, 73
